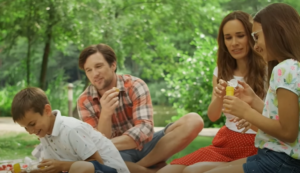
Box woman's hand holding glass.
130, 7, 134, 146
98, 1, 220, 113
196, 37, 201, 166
213, 79, 228, 98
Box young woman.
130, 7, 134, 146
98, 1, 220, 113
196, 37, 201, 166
157, 11, 266, 173
205, 2, 300, 173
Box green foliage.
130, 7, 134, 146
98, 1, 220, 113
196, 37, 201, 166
147, 81, 171, 106
221, 0, 283, 15
0, 82, 26, 117
1, 0, 297, 127
0, 74, 85, 117
45, 73, 85, 116
165, 32, 225, 127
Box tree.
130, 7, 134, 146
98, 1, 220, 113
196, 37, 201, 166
165, 33, 223, 127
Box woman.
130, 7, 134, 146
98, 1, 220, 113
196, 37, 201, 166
157, 11, 266, 173
205, 3, 300, 173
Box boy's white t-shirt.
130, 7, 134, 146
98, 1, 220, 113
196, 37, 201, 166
213, 67, 256, 134
40, 110, 129, 173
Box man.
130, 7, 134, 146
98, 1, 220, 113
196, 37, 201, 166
77, 43, 204, 173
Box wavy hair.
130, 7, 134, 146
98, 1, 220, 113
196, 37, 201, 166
217, 11, 266, 99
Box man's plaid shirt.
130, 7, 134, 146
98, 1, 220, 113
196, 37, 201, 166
77, 74, 154, 150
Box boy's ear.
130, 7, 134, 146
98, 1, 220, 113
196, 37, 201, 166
44, 104, 52, 116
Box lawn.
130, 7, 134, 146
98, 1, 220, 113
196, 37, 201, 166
0, 132, 213, 162
0, 132, 40, 161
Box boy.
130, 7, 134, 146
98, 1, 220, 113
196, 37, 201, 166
11, 87, 129, 173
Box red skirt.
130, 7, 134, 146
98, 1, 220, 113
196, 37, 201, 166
170, 126, 258, 166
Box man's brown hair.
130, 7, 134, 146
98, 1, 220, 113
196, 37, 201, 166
11, 87, 49, 122
78, 43, 117, 72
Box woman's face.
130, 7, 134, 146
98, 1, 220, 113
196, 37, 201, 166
223, 19, 249, 60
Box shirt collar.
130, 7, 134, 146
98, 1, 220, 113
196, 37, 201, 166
88, 85, 99, 100
116, 75, 125, 92
50, 110, 63, 137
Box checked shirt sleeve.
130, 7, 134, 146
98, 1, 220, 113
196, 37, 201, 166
123, 79, 154, 150
77, 94, 98, 128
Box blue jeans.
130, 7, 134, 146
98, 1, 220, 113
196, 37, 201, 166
243, 148, 300, 173
119, 123, 173, 164
90, 160, 117, 173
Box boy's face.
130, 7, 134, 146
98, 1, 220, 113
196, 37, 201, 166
16, 104, 53, 138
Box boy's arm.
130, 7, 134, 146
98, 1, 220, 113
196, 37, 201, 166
37, 151, 103, 172
37, 159, 75, 172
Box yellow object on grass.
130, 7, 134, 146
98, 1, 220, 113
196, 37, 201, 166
13, 163, 21, 173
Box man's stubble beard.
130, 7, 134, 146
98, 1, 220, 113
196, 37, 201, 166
95, 76, 113, 91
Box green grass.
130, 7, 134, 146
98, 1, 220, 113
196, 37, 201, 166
0, 132, 40, 160
0, 132, 213, 162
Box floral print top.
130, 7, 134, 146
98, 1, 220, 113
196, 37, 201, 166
255, 59, 300, 160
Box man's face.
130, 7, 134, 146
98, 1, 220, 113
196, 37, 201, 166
16, 105, 52, 138
84, 52, 116, 92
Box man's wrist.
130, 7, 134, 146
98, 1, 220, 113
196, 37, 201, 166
101, 109, 113, 118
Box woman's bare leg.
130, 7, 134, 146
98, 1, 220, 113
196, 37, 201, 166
204, 158, 246, 173
157, 164, 187, 173
182, 162, 225, 173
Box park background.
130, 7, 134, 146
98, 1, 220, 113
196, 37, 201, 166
0, 0, 299, 162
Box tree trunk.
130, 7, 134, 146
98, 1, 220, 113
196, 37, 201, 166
39, 30, 52, 90
26, 37, 31, 86
39, 4, 54, 90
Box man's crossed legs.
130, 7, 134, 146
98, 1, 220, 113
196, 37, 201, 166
120, 113, 204, 173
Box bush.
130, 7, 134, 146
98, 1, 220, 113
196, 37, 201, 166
0, 81, 26, 117
147, 81, 172, 106
164, 32, 225, 127
0, 72, 85, 117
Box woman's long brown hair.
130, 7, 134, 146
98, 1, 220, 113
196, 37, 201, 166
217, 11, 266, 99
253, 3, 300, 82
